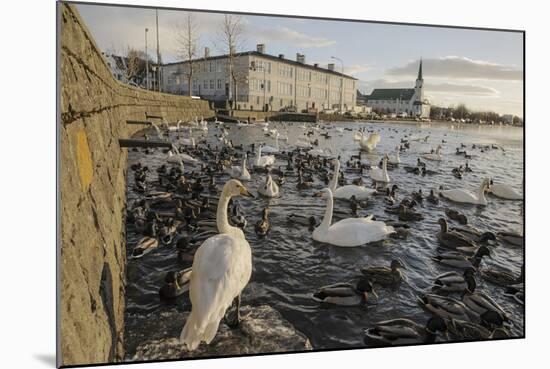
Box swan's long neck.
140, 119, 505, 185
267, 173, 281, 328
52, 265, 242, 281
329, 161, 340, 191
242, 155, 247, 170
256, 146, 262, 164
320, 189, 334, 230
478, 180, 488, 201
382, 157, 387, 174
217, 191, 238, 235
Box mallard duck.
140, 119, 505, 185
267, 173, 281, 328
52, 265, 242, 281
255, 207, 271, 236
447, 318, 508, 341
463, 287, 509, 325
364, 317, 447, 346
287, 213, 318, 231
445, 208, 468, 225
159, 268, 192, 299
427, 189, 439, 204
229, 201, 247, 229
130, 236, 159, 259
448, 226, 496, 244
418, 294, 471, 321
481, 265, 523, 287
296, 171, 314, 189
437, 218, 476, 250
432, 246, 491, 269
312, 278, 378, 306
432, 268, 476, 293
361, 259, 405, 287
497, 231, 524, 247
411, 189, 423, 203
504, 284, 524, 305
399, 204, 424, 221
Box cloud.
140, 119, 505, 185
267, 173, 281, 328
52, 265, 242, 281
252, 26, 336, 48
386, 56, 522, 81
345, 64, 371, 76
358, 79, 499, 97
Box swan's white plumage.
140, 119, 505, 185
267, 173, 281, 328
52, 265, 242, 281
330, 159, 376, 199
388, 146, 401, 164
359, 133, 380, 152
370, 156, 390, 183
312, 188, 394, 247
228, 155, 251, 181
180, 180, 252, 350
258, 175, 279, 197
255, 146, 275, 167
440, 178, 490, 205
422, 145, 442, 161
489, 183, 522, 200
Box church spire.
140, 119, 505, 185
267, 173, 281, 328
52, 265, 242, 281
417, 58, 423, 80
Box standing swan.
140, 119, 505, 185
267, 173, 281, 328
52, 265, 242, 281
440, 178, 491, 205
312, 188, 395, 247
359, 132, 381, 152
180, 180, 254, 350
330, 159, 377, 199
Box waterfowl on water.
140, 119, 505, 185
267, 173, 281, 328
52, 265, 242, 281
504, 284, 524, 305
418, 294, 472, 321
445, 208, 468, 225
481, 265, 523, 287
439, 178, 491, 206
180, 180, 254, 350
432, 268, 476, 293
330, 159, 377, 200
131, 236, 159, 259
437, 218, 476, 250
360, 259, 405, 287
370, 155, 390, 183
422, 145, 442, 161
159, 268, 192, 299
364, 317, 447, 346
447, 318, 509, 341
229, 201, 247, 229
462, 285, 509, 325
312, 278, 378, 306
287, 213, 318, 231
427, 189, 439, 204
497, 231, 523, 247
432, 246, 491, 270
255, 208, 271, 236
312, 188, 395, 247
258, 174, 280, 198
359, 132, 381, 152
254, 145, 275, 168
296, 171, 314, 189
228, 154, 251, 181
387, 146, 401, 165
448, 226, 496, 245
398, 204, 424, 221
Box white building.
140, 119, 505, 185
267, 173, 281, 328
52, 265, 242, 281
161, 44, 357, 112
366, 60, 430, 118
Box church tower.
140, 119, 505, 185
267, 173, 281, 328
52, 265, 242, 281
414, 59, 424, 102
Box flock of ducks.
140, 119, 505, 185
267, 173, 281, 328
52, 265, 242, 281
125, 117, 524, 352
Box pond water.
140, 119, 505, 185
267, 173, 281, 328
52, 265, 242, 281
124, 120, 524, 357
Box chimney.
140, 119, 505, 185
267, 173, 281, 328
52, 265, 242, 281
314, 63, 319, 68
204, 47, 210, 58
296, 53, 305, 64
256, 43, 266, 54
278, 54, 285, 59
328, 63, 335, 71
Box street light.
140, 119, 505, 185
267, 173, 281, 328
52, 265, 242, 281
145, 28, 149, 90
331, 56, 344, 113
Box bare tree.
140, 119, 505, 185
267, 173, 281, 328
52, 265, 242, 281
174, 12, 200, 96
216, 14, 245, 108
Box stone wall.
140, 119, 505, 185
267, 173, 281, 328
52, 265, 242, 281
58, 3, 213, 366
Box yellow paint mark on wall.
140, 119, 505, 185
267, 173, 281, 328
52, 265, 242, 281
76, 129, 93, 191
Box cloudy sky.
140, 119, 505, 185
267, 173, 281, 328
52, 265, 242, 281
76, 3, 524, 116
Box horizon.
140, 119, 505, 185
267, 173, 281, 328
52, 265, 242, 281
76, 3, 524, 117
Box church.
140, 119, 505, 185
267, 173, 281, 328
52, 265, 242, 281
365, 60, 430, 118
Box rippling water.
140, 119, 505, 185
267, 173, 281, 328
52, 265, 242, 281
124, 120, 524, 357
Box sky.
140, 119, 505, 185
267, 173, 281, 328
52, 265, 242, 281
76, 3, 524, 117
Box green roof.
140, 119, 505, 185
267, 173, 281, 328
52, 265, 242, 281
368, 88, 415, 101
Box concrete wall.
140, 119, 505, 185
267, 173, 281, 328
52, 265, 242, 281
58, 3, 213, 366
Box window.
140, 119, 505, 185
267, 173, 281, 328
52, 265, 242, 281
277, 82, 292, 96
203, 80, 208, 89
217, 79, 222, 89
279, 65, 293, 78
210, 79, 214, 89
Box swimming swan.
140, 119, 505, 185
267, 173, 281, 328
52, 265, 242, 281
255, 145, 275, 167
488, 181, 522, 200
312, 188, 395, 247
180, 180, 254, 350
387, 146, 401, 165
258, 174, 280, 197
440, 178, 491, 205
370, 155, 390, 183
228, 154, 251, 181
261, 134, 280, 154
422, 145, 442, 161
330, 159, 376, 199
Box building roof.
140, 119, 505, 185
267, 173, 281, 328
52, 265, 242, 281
162, 51, 357, 80
367, 88, 415, 101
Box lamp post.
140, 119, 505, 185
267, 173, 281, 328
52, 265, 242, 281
331, 56, 344, 113
145, 28, 149, 90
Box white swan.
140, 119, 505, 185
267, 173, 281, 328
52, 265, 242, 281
488, 182, 522, 200
295, 139, 313, 149
422, 145, 442, 161
180, 180, 253, 350
258, 174, 280, 197
255, 145, 275, 167
167, 150, 198, 165
261, 134, 280, 154
387, 146, 401, 165
353, 131, 364, 141
312, 188, 394, 247
330, 159, 376, 199
440, 178, 491, 205
181, 128, 196, 147
228, 154, 251, 181
308, 148, 333, 157
359, 133, 381, 152
370, 155, 390, 183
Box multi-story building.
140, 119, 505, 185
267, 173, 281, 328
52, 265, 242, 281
161, 44, 357, 112
365, 60, 430, 118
